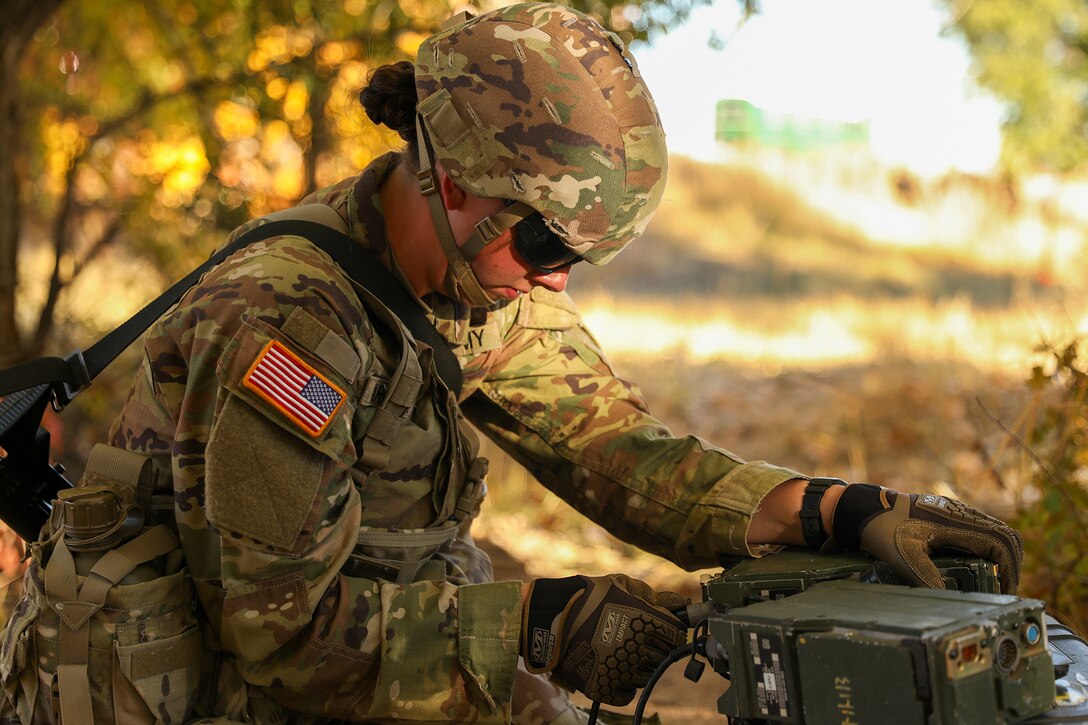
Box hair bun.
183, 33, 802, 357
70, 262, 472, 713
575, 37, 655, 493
359, 61, 418, 144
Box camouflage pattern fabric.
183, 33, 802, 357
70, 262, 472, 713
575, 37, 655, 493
0, 528, 200, 725
415, 3, 668, 263
1, 150, 799, 723
511, 661, 588, 725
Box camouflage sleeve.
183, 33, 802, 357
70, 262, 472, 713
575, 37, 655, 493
464, 290, 803, 566
121, 233, 521, 721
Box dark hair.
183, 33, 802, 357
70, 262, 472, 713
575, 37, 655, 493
359, 61, 419, 162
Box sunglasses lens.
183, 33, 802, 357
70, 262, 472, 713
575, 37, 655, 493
513, 214, 580, 272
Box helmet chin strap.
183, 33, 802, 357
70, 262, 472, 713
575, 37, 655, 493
414, 115, 497, 307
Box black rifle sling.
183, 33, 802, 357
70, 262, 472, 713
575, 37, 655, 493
0, 219, 463, 401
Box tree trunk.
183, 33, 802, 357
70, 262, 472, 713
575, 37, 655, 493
0, 0, 66, 367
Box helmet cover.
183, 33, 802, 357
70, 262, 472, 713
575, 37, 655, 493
415, 3, 668, 264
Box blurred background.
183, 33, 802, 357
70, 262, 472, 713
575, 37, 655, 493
3, 0, 1088, 717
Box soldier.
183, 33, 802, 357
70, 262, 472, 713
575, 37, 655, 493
0, 3, 1022, 724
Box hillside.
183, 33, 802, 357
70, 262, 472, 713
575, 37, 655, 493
572, 154, 1078, 307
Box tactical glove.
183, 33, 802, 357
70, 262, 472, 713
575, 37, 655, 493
521, 574, 689, 705
832, 483, 1023, 593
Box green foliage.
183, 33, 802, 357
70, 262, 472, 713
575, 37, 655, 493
944, 0, 1088, 173
1011, 339, 1088, 634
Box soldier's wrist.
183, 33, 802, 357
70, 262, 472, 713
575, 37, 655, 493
829, 482, 888, 550
800, 477, 848, 549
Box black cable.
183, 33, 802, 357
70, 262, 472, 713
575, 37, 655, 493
587, 699, 601, 725
683, 620, 710, 683
632, 640, 699, 725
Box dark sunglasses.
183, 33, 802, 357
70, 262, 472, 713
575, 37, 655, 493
506, 202, 582, 273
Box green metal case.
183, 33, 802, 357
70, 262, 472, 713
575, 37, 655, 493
711, 581, 1054, 724
707, 548, 1000, 609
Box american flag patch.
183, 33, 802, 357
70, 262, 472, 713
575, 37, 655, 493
242, 340, 346, 437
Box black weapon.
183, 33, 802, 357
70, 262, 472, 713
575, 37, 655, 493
0, 383, 73, 541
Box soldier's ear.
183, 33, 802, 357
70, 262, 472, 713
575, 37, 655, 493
436, 165, 468, 212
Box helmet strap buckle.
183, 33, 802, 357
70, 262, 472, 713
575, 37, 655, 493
414, 113, 496, 307
416, 169, 438, 197
475, 216, 500, 243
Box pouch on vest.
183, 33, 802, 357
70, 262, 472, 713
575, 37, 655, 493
343, 286, 492, 585
344, 456, 490, 585
0, 445, 201, 725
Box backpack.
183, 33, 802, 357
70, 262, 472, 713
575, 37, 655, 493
1, 447, 196, 724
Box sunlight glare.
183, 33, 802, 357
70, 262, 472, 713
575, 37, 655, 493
634, 0, 1004, 176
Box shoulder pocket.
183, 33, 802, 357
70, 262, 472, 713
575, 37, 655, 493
216, 313, 357, 460
206, 396, 328, 553
208, 314, 359, 553
515, 288, 579, 331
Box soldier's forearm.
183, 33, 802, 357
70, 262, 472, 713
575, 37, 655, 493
747, 478, 844, 548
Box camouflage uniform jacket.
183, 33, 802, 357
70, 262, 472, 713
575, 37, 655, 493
107, 152, 801, 722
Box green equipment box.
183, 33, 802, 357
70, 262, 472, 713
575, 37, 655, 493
710, 580, 1054, 724
707, 548, 999, 609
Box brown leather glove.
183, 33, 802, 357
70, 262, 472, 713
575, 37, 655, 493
832, 483, 1024, 593
521, 574, 688, 705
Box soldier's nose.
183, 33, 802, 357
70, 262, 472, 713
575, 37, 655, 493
530, 267, 570, 293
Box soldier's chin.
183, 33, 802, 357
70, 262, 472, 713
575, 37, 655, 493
461, 287, 520, 305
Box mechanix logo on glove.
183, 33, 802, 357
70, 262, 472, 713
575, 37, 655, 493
600, 608, 629, 646
521, 574, 689, 705
531, 626, 556, 668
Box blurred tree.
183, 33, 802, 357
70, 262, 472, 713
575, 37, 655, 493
1, 0, 709, 368
944, 0, 1088, 174
1, 0, 66, 366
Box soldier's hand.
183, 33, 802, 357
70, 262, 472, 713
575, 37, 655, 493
832, 483, 1023, 593
520, 574, 688, 705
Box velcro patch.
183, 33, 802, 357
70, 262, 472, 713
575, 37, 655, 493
243, 340, 346, 437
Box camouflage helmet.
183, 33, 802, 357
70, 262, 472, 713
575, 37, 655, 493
414, 3, 668, 266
